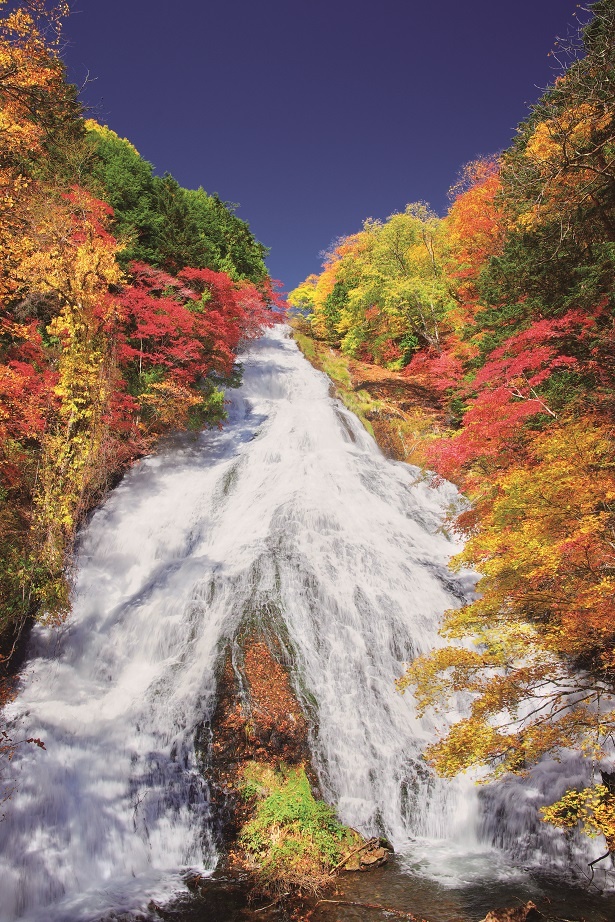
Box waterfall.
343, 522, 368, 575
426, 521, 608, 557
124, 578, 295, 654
0, 326, 605, 921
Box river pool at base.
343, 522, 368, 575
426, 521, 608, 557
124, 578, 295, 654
159, 858, 615, 922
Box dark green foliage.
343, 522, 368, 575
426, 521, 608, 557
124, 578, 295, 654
84, 123, 268, 281
399, 330, 420, 365
185, 388, 227, 430
322, 281, 348, 343
84, 123, 162, 264
184, 190, 269, 282
477, 0, 615, 341
151, 172, 199, 272
27, 72, 85, 185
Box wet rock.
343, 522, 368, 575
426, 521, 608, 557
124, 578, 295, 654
269, 730, 283, 752
343, 852, 362, 871
340, 838, 390, 872
359, 845, 388, 869
105, 913, 149, 921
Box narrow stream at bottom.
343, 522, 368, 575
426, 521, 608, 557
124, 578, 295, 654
0, 326, 612, 921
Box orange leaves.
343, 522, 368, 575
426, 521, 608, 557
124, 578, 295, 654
397, 645, 488, 713
0, 1, 69, 165
0, 2, 79, 302
16, 186, 122, 307
0, 2, 279, 635
501, 61, 615, 248
403, 413, 615, 780
446, 159, 504, 290
424, 717, 515, 778
137, 380, 203, 431
454, 415, 615, 639
1, 180, 274, 621
19, 187, 126, 616
282, 3, 615, 834
523, 102, 612, 171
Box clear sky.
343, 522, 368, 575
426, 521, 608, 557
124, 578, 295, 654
62, 0, 581, 291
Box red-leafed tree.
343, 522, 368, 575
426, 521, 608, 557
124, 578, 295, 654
116, 262, 276, 435
429, 310, 599, 476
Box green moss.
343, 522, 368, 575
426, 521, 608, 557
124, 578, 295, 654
318, 350, 353, 391
293, 330, 317, 362
239, 762, 359, 892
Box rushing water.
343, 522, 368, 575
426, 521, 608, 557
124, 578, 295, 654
0, 326, 612, 921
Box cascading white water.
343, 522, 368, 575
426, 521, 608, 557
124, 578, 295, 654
0, 326, 606, 921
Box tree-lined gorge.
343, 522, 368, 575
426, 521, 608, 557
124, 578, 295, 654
290, 0, 615, 857
2, 0, 615, 916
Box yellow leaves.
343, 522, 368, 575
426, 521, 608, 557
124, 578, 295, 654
525, 105, 612, 166
3, 8, 38, 38
513, 97, 615, 234
1, 2, 68, 47
0, 2, 68, 166
514, 206, 542, 232
397, 645, 487, 713
444, 158, 504, 319
425, 717, 512, 778
524, 120, 559, 164
456, 417, 615, 625
290, 205, 452, 358
137, 380, 202, 431
287, 274, 317, 313
14, 187, 122, 310
0, 4, 128, 624
84, 119, 143, 160
541, 785, 615, 850
401, 411, 615, 787
23, 189, 125, 620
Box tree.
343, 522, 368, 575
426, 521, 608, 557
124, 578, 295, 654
398, 3, 615, 851
290, 1, 615, 858
292, 205, 454, 366
13, 187, 124, 617
84, 124, 269, 281
0, 1, 278, 650
83, 120, 163, 265
400, 416, 615, 823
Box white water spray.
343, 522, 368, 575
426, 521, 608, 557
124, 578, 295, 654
0, 327, 604, 921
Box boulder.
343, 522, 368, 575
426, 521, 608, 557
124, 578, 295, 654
359, 846, 388, 869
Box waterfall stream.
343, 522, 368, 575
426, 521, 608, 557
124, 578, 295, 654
0, 326, 610, 921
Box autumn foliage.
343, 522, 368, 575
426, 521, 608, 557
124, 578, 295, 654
291, 0, 615, 857
0, 2, 278, 642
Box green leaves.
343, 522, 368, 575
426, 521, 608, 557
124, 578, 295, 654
291, 204, 453, 364
85, 123, 268, 281
239, 762, 358, 884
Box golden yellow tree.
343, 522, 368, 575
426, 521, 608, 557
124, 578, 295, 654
15, 187, 123, 618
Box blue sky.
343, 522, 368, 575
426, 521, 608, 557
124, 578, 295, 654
63, 0, 581, 290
